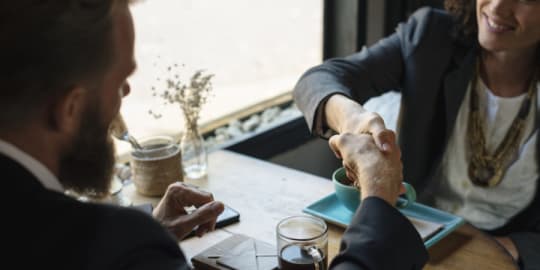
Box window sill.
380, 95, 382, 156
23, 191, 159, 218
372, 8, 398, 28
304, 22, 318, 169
115, 91, 298, 163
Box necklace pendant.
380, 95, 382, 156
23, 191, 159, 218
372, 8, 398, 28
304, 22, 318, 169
465, 60, 536, 188
468, 162, 504, 187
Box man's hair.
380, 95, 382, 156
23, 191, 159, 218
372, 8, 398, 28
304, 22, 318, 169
0, 1, 121, 130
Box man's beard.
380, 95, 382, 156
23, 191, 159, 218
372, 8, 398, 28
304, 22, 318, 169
58, 105, 115, 198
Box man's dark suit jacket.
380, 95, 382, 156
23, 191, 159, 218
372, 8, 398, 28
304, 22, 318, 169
5, 151, 427, 269
6, 154, 189, 269
294, 6, 540, 269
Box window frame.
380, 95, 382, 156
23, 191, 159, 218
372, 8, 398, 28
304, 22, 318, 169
225, 0, 444, 161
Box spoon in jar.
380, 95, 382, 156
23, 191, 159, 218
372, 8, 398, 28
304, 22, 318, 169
110, 113, 143, 150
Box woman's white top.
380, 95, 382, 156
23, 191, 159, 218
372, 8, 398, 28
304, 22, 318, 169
434, 79, 539, 230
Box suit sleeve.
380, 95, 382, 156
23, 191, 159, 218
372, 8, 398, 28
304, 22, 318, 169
89, 206, 190, 270
330, 197, 428, 270
292, 7, 437, 137
509, 232, 540, 270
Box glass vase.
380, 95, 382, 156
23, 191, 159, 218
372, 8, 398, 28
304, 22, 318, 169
180, 123, 208, 179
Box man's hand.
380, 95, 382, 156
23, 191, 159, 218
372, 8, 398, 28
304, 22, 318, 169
325, 94, 393, 152
152, 182, 224, 240
329, 132, 403, 206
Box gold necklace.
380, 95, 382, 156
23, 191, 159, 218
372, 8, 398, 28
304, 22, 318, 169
467, 60, 537, 188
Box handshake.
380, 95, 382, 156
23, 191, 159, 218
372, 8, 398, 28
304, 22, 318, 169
324, 95, 406, 207
328, 130, 404, 207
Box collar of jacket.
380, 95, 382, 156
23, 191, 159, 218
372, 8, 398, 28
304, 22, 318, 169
442, 43, 480, 142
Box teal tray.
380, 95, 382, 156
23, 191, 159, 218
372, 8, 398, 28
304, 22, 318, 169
303, 193, 465, 248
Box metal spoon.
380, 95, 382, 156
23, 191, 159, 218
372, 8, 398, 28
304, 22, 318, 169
110, 114, 143, 150
118, 130, 143, 150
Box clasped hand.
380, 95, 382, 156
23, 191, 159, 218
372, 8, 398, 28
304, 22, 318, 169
329, 130, 404, 206
325, 95, 405, 205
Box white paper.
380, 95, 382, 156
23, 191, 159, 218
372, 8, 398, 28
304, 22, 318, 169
408, 216, 445, 241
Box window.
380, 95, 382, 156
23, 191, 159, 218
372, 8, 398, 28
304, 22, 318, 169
118, 0, 323, 155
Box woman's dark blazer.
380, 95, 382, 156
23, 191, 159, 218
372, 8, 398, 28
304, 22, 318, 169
294, 7, 540, 269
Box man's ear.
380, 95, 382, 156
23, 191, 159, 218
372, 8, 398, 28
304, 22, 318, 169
50, 87, 87, 134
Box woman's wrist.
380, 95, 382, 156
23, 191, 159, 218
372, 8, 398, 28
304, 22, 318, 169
325, 94, 365, 133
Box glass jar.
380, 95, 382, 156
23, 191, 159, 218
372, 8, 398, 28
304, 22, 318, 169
131, 136, 182, 196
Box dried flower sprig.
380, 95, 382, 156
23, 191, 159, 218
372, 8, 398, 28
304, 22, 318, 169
150, 65, 214, 130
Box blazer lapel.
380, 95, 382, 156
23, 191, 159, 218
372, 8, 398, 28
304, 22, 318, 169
443, 47, 477, 141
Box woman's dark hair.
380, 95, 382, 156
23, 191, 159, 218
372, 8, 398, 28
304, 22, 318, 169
0, 1, 124, 130
445, 0, 477, 40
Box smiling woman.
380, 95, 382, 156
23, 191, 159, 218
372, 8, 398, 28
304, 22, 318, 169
116, 0, 323, 155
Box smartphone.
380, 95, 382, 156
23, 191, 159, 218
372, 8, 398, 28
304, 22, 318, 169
184, 204, 240, 239
214, 205, 241, 227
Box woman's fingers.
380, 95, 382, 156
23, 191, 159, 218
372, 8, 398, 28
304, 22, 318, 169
329, 135, 343, 159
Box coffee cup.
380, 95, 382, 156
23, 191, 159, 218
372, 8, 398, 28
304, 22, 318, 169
332, 167, 416, 212
276, 215, 328, 270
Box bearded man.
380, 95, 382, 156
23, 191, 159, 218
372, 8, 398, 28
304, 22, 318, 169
2, 1, 427, 269
2, 1, 223, 269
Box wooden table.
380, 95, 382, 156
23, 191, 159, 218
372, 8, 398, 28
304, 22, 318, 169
123, 150, 518, 270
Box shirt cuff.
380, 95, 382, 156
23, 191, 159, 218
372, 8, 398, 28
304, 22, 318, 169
314, 95, 338, 139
